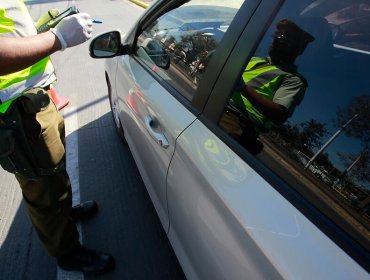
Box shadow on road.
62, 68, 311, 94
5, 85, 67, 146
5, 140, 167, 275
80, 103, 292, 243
79, 112, 185, 280
0, 200, 56, 280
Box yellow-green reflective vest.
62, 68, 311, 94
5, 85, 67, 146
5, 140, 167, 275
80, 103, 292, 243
231, 57, 296, 130
0, 0, 55, 114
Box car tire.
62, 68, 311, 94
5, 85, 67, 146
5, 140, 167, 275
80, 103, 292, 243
106, 73, 125, 140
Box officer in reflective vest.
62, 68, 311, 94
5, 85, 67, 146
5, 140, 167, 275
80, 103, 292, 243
0, 1, 115, 274
0, 1, 56, 113
230, 19, 315, 154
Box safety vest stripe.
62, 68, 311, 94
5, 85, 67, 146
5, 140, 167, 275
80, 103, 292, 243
0, 4, 56, 104
231, 57, 293, 130
246, 68, 287, 89
0, 0, 56, 114
0, 57, 50, 89
0, 97, 16, 114
0, 9, 15, 34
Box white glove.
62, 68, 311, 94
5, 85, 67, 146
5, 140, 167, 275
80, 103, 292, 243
50, 13, 93, 51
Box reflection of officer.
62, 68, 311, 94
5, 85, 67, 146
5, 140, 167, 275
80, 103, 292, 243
95, 33, 119, 52
227, 19, 315, 154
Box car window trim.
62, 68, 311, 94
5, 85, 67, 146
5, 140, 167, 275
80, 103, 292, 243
139, 0, 189, 31
191, 0, 263, 112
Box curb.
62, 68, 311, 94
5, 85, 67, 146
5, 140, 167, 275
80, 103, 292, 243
129, 0, 149, 8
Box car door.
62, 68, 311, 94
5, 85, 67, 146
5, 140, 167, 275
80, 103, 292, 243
115, 54, 195, 230
114, 0, 246, 230
167, 0, 370, 279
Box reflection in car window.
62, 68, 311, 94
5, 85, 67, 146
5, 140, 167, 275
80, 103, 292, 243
93, 32, 120, 57
219, 0, 370, 251
136, 0, 243, 101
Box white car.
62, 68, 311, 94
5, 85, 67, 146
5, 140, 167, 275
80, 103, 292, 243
90, 0, 370, 279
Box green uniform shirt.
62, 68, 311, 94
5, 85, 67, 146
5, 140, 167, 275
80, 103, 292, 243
232, 57, 306, 130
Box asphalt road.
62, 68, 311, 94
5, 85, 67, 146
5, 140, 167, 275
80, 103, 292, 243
0, 1, 185, 279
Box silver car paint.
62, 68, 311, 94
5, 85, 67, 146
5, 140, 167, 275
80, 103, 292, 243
113, 54, 197, 231
167, 120, 369, 279
108, 54, 369, 279
102, 2, 370, 279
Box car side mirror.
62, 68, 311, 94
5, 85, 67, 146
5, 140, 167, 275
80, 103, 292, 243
89, 31, 129, 58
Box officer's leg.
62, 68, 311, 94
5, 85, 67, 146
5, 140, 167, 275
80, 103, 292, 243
219, 111, 243, 137
16, 170, 79, 257
15, 98, 79, 257
16, 95, 114, 273
220, 111, 263, 155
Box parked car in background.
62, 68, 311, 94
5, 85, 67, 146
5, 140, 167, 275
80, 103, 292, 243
90, 0, 369, 279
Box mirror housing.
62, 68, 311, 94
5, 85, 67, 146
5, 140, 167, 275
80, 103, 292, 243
89, 31, 130, 58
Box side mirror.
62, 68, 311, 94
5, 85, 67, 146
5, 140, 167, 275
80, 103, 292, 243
89, 31, 129, 58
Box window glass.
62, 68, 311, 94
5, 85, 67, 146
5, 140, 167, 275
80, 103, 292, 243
136, 0, 243, 101
219, 0, 370, 247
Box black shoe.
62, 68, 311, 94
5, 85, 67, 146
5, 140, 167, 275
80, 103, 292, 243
58, 244, 115, 274
70, 200, 98, 220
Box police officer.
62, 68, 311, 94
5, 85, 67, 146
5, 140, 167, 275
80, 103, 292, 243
226, 19, 315, 154
0, 1, 114, 274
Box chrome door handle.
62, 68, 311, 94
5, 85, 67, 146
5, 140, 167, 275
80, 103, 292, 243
145, 115, 169, 148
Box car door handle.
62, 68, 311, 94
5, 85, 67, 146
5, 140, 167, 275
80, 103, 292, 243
145, 115, 169, 149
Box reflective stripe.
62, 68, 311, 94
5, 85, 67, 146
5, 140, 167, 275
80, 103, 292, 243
0, 9, 15, 33
0, 57, 55, 102
0, 57, 50, 88
247, 68, 287, 89
0, 0, 56, 107
231, 58, 290, 130
0, 97, 16, 114
0, 0, 35, 37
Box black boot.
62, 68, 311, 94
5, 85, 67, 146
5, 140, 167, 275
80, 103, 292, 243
58, 244, 115, 274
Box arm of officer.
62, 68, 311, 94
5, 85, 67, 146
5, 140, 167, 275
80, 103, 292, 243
241, 85, 290, 125
0, 31, 61, 75
0, 13, 93, 76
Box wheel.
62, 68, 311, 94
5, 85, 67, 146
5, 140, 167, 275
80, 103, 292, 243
106, 74, 125, 140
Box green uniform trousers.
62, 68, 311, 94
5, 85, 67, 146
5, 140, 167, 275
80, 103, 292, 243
14, 94, 79, 257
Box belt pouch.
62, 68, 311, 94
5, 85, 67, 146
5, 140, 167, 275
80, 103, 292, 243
20, 88, 50, 113
0, 105, 39, 180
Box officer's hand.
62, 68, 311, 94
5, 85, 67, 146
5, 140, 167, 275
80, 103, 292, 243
50, 13, 93, 51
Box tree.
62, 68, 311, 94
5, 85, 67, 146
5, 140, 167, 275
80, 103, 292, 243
316, 152, 333, 170
297, 119, 328, 153
335, 94, 370, 145
338, 149, 370, 186
269, 121, 300, 146
334, 95, 370, 187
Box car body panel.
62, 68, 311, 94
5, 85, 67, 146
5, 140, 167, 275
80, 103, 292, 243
97, 0, 370, 278
167, 119, 369, 279
113, 54, 197, 230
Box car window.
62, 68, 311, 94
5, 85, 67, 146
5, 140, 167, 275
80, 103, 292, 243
219, 0, 370, 252
136, 0, 243, 101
